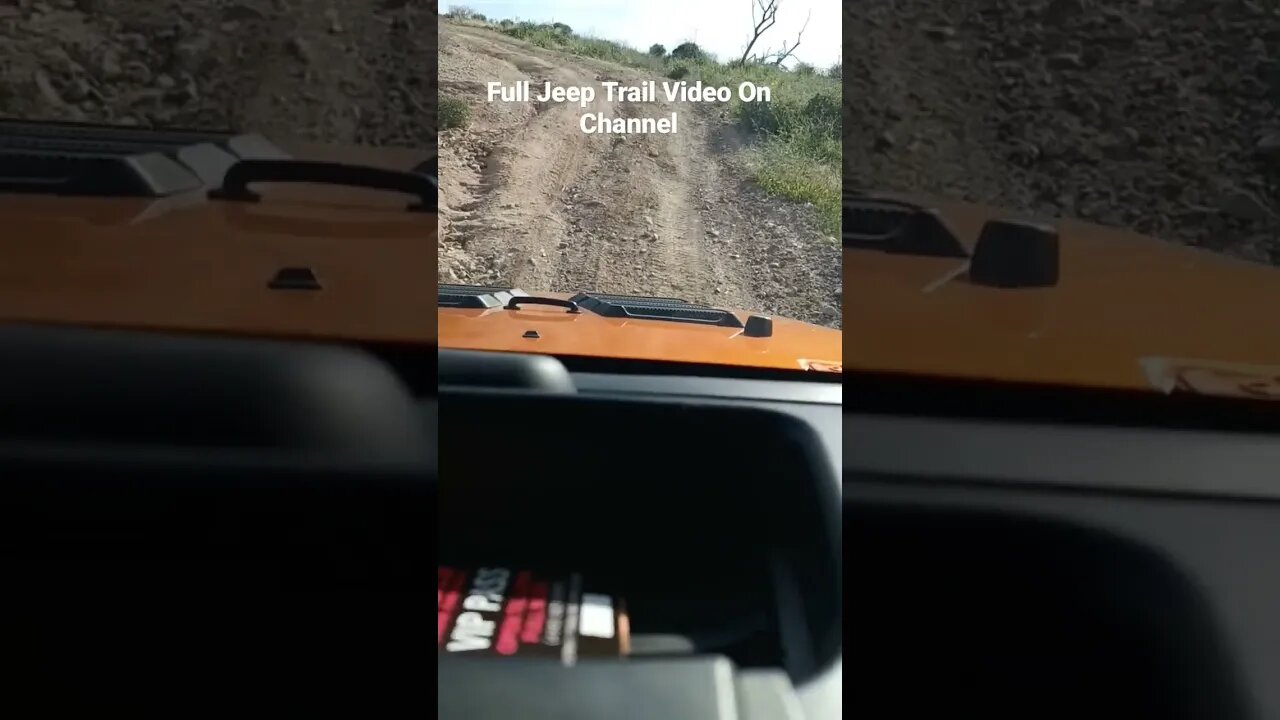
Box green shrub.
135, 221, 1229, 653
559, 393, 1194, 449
445, 5, 484, 21
439, 96, 470, 130
793, 62, 816, 76
802, 92, 841, 140
648, 43, 666, 57
747, 136, 841, 234
670, 42, 706, 61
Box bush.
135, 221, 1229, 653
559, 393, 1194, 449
747, 137, 841, 234
498, 21, 663, 71
648, 43, 666, 57
439, 96, 470, 130
825, 62, 841, 80
793, 62, 816, 75
670, 41, 706, 61
445, 5, 484, 21
738, 97, 839, 145
803, 92, 841, 140
666, 64, 689, 80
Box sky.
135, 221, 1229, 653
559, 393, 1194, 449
439, 0, 841, 70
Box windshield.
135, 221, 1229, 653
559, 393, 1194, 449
0, 1, 436, 345
435, 1, 843, 373
846, 2, 1280, 400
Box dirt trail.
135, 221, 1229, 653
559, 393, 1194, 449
0, 1, 437, 153
844, 0, 1280, 264
438, 21, 841, 329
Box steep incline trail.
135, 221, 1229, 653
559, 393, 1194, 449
438, 21, 841, 329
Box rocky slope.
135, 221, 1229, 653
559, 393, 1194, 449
845, 0, 1280, 263
0, 0, 438, 148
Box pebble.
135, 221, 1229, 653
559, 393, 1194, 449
32, 69, 64, 106
288, 37, 313, 63
99, 49, 122, 80
922, 25, 955, 40
123, 60, 151, 85
325, 8, 343, 34
223, 3, 265, 21
118, 33, 148, 52
1218, 186, 1275, 222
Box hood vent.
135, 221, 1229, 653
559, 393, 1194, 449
438, 284, 528, 309
843, 196, 968, 258
0, 119, 290, 198
569, 292, 743, 328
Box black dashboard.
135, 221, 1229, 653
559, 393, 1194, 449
845, 402, 1280, 720
438, 348, 844, 720
9, 321, 1273, 718
0, 323, 432, 710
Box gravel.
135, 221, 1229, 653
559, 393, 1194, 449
0, 0, 438, 148
845, 0, 1280, 264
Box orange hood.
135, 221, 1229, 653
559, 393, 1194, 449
437, 289, 842, 373
848, 194, 1280, 394
0, 134, 436, 346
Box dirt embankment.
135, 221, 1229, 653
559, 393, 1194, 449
0, 0, 438, 149
845, 0, 1280, 264
437, 21, 841, 329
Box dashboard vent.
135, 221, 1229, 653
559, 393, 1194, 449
438, 284, 528, 309
0, 119, 290, 197
568, 292, 744, 328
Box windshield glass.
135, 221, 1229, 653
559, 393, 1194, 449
846, 2, 1280, 400
435, 1, 843, 374
0, 1, 436, 345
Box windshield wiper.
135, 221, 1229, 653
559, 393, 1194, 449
208, 159, 436, 212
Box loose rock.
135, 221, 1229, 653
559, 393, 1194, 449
287, 36, 313, 63
33, 69, 64, 106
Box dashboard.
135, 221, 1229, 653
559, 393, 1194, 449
845, 402, 1280, 720
0, 323, 432, 710
438, 348, 843, 720
10, 320, 1272, 718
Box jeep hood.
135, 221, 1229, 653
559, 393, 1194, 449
848, 193, 1280, 393
0, 121, 434, 346
436, 287, 842, 373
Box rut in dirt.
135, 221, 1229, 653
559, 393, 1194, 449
437, 21, 841, 330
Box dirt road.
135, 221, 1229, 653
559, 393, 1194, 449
844, 0, 1280, 265
0, 1, 437, 153
437, 21, 841, 329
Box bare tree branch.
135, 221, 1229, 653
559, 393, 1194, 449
757, 9, 810, 67
737, 0, 779, 67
